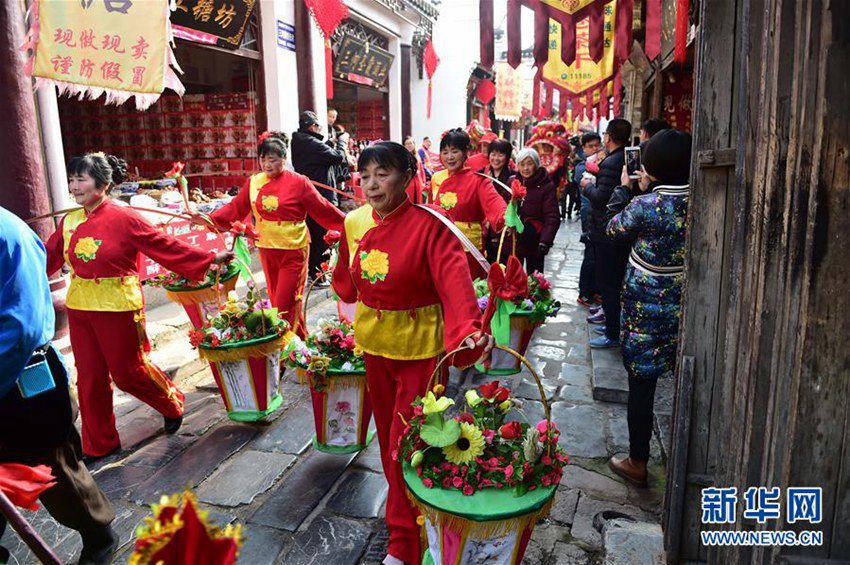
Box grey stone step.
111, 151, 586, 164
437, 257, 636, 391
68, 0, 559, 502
602, 519, 664, 565
588, 325, 629, 404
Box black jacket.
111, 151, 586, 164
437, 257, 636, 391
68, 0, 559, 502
518, 168, 561, 248
584, 146, 625, 241
291, 129, 346, 203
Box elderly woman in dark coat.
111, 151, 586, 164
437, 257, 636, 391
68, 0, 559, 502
605, 129, 692, 487
514, 147, 561, 274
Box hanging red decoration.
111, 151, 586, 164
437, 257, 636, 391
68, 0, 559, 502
480, 0, 495, 68
424, 39, 440, 118
507, 0, 523, 68
645, 0, 662, 60
304, 0, 349, 99
612, 71, 623, 117
615, 0, 634, 63
674, 0, 690, 64
476, 79, 497, 105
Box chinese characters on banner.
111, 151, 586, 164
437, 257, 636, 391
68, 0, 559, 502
26, 0, 183, 110
333, 36, 394, 88
663, 70, 693, 131
541, 1, 617, 96
171, 0, 256, 49
494, 62, 524, 121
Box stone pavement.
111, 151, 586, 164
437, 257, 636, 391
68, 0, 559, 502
1, 219, 669, 564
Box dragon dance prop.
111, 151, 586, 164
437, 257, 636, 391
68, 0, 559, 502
403, 346, 563, 564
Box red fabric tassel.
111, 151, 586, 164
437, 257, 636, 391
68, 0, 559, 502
588, 7, 604, 63
424, 39, 440, 118
571, 95, 580, 123
559, 89, 569, 119
613, 71, 623, 117
561, 16, 576, 66
534, 7, 550, 68
480, 0, 495, 68
597, 87, 607, 121
674, 0, 689, 64
616, 0, 634, 63
507, 0, 522, 68
645, 0, 662, 60
427, 81, 433, 118
543, 84, 554, 116
325, 41, 334, 98
584, 93, 593, 118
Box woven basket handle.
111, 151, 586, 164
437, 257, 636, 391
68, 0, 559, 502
425, 342, 551, 428
302, 270, 332, 330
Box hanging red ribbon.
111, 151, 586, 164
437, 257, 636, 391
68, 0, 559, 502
304, 0, 349, 99
480, 0, 495, 68
533, 8, 550, 68
615, 0, 634, 63
561, 17, 577, 66
424, 39, 440, 119
588, 7, 605, 63
543, 84, 555, 117
532, 76, 542, 116
674, 0, 690, 64
571, 95, 581, 123
645, 0, 662, 60
507, 0, 522, 68
613, 71, 623, 117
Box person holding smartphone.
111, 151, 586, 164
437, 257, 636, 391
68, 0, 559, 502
0, 206, 117, 565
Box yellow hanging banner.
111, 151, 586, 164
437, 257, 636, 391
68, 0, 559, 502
25, 0, 183, 110
541, 1, 617, 96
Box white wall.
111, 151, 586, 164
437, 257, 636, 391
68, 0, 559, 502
410, 0, 481, 142
259, 0, 300, 136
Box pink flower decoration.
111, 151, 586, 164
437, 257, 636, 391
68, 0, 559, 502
452, 476, 464, 488
504, 465, 514, 478
462, 485, 474, 496
422, 478, 434, 488
414, 405, 424, 416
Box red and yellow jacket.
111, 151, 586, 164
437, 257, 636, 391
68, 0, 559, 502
332, 200, 482, 366
211, 171, 344, 249
430, 167, 507, 252
45, 200, 214, 312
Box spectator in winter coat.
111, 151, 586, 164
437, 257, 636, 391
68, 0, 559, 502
515, 148, 560, 274
291, 110, 347, 281
576, 132, 603, 305
605, 129, 692, 487
482, 139, 516, 262
582, 118, 632, 348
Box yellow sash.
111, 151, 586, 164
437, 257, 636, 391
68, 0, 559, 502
354, 302, 445, 360
454, 221, 484, 252
249, 173, 309, 250
430, 169, 449, 201
61, 209, 144, 312
343, 205, 377, 266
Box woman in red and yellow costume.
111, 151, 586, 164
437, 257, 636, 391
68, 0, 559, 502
333, 142, 493, 565
45, 153, 232, 459
430, 129, 507, 276
205, 132, 345, 336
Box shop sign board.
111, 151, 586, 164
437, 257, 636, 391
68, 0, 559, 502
138, 218, 234, 280
25, 0, 183, 110
171, 0, 256, 49
276, 20, 296, 52
333, 36, 394, 88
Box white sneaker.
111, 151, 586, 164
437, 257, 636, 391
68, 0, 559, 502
382, 555, 405, 565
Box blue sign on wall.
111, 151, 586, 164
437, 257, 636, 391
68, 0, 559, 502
277, 20, 296, 51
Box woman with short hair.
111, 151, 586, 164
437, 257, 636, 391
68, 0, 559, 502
514, 147, 561, 274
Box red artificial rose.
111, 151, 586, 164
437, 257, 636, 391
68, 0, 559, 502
452, 476, 464, 488
457, 412, 475, 425
413, 405, 424, 416
511, 179, 527, 200
422, 478, 434, 488
499, 421, 522, 440
462, 485, 474, 496
323, 230, 341, 246
504, 465, 514, 478
493, 387, 510, 403
541, 454, 553, 466
478, 380, 500, 399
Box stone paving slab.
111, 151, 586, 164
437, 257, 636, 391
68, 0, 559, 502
134, 424, 258, 504
238, 524, 293, 564
177, 397, 228, 436
351, 435, 384, 473
277, 514, 374, 564
570, 493, 659, 548
592, 367, 630, 404
123, 434, 195, 468
326, 470, 389, 518
91, 464, 152, 499
551, 402, 609, 458
197, 450, 296, 507
250, 401, 315, 455
602, 519, 664, 565
249, 449, 357, 531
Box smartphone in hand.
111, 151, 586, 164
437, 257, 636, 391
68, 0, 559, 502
625, 146, 641, 179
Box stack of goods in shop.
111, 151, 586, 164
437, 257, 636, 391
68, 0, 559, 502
58, 92, 260, 194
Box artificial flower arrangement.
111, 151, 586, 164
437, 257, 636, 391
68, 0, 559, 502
283, 318, 365, 390
397, 380, 568, 497
283, 318, 373, 453
188, 281, 288, 349
474, 270, 561, 325
144, 262, 240, 291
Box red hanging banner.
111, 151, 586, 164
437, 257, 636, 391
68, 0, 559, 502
588, 7, 605, 63
674, 0, 690, 64
645, 0, 662, 60
480, 0, 495, 68
507, 0, 523, 68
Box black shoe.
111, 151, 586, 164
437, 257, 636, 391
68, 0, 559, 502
79, 526, 118, 565
164, 414, 183, 434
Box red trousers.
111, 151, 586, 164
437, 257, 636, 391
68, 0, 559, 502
365, 354, 443, 564
259, 247, 309, 338
67, 309, 184, 457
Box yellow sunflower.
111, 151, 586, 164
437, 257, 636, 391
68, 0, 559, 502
443, 422, 485, 465
74, 237, 102, 262
261, 195, 279, 212
439, 191, 458, 210
359, 249, 389, 284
